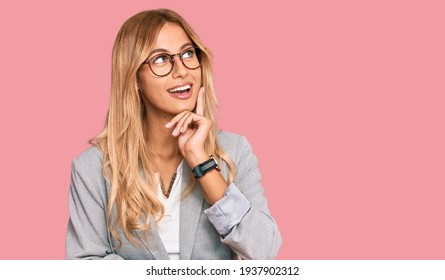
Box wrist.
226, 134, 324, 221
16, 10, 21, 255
184, 150, 209, 168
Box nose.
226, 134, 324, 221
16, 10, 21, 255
171, 55, 188, 79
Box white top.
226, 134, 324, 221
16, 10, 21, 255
156, 163, 182, 260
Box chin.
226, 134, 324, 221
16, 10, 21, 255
169, 104, 195, 115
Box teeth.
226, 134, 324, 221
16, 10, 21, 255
168, 84, 191, 93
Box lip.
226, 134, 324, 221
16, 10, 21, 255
168, 83, 193, 100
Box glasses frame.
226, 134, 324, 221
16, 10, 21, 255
142, 47, 202, 77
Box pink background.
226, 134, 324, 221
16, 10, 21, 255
0, 0, 444, 259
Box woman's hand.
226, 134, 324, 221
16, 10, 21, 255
165, 87, 211, 166
167, 87, 229, 205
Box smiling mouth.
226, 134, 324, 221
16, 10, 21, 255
167, 84, 191, 94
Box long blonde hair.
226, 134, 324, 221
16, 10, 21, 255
91, 9, 236, 245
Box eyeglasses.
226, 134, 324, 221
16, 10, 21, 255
142, 47, 202, 77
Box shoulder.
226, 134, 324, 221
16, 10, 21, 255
71, 146, 104, 180
72, 146, 103, 168
217, 130, 254, 161
217, 130, 244, 152
70, 146, 108, 203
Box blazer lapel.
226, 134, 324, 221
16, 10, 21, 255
179, 161, 204, 260
135, 216, 170, 260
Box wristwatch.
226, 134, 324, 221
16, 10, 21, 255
192, 154, 221, 179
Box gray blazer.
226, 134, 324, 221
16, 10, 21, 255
66, 131, 282, 259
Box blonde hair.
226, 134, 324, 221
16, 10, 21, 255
91, 9, 236, 245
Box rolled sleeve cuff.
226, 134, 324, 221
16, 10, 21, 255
204, 183, 251, 236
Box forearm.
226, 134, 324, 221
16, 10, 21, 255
185, 151, 228, 205
200, 169, 229, 204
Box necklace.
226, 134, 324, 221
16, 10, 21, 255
160, 172, 177, 198
149, 146, 181, 198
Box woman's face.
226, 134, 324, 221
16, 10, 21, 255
137, 23, 202, 120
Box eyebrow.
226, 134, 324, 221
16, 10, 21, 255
147, 43, 194, 58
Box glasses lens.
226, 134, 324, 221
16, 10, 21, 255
181, 48, 200, 69
149, 54, 172, 76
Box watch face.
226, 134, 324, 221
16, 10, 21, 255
201, 159, 216, 171
193, 155, 221, 178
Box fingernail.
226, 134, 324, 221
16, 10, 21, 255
165, 122, 171, 128
172, 129, 176, 136
180, 127, 184, 133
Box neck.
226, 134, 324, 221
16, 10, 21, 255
145, 111, 181, 161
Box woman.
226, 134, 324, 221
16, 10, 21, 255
66, 9, 281, 260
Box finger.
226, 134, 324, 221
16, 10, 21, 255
179, 113, 196, 134
195, 87, 205, 116
173, 112, 192, 136
185, 114, 211, 137
165, 111, 189, 129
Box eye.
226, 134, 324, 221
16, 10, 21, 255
152, 54, 170, 65
181, 49, 195, 59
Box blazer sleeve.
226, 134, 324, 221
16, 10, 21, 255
217, 135, 282, 259
66, 152, 124, 260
